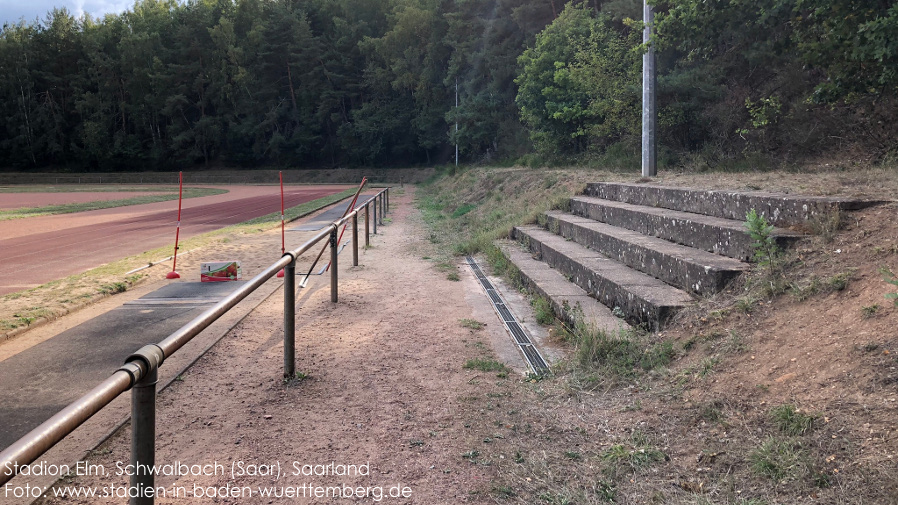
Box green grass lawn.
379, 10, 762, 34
0, 187, 228, 220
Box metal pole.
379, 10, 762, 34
365, 203, 370, 247
352, 213, 359, 266
641, 0, 657, 177
373, 197, 378, 235
330, 227, 338, 303
283, 258, 295, 378
386, 188, 390, 213
130, 367, 157, 505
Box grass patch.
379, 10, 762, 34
750, 437, 809, 482
0, 187, 227, 220
98, 282, 128, 295
0, 185, 180, 193
451, 203, 477, 218
862, 304, 880, 318
416, 168, 588, 261
459, 318, 485, 330
561, 320, 674, 385
601, 431, 667, 474
463, 358, 509, 373
770, 404, 817, 435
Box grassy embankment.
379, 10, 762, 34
417, 164, 898, 504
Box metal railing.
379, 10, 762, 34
0, 187, 391, 504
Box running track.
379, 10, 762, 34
0, 185, 350, 295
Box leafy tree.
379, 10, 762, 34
516, 3, 638, 157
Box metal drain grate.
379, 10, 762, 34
466, 256, 549, 375
470, 262, 486, 279
506, 321, 531, 345
496, 304, 515, 322
521, 345, 549, 373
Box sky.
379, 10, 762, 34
1, 0, 133, 26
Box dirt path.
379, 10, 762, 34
37, 188, 513, 504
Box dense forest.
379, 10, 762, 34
0, 0, 895, 170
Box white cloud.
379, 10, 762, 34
1, 0, 134, 25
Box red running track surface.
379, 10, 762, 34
0, 185, 351, 295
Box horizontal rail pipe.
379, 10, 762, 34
0, 188, 390, 489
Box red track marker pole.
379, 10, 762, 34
299, 177, 367, 288
166, 172, 183, 279
277, 171, 286, 278
323, 180, 368, 272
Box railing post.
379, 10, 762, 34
386, 188, 390, 213
365, 203, 370, 247
373, 197, 378, 235
352, 212, 359, 266
330, 227, 338, 303
130, 367, 157, 505
284, 257, 296, 378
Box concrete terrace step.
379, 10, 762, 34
512, 226, 693, 329
569, 196, 801, 262
543, 211, 748, 295
584, 182, 883, 227
497, 240, 630, 335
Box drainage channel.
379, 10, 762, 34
465, 256, 549, 375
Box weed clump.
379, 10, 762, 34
532, 297, 554, 325
750, 437, 809, 482
561, 320, 674, 384
459, 318, 485, 330
770, 404, 817, 435
463, 358, 509, 373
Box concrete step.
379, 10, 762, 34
569, 196, 801, 262
543, 211, 748, 295
497, 240, 630, 334
512, 226, 693, 329
584, 182, 883, 227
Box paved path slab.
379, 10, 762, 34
288, 193, 377, 231
0, 281, 244, 450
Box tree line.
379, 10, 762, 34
0, 0, 894, 171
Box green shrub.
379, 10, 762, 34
532, 297, 555, 325
744, 209, 780, 266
